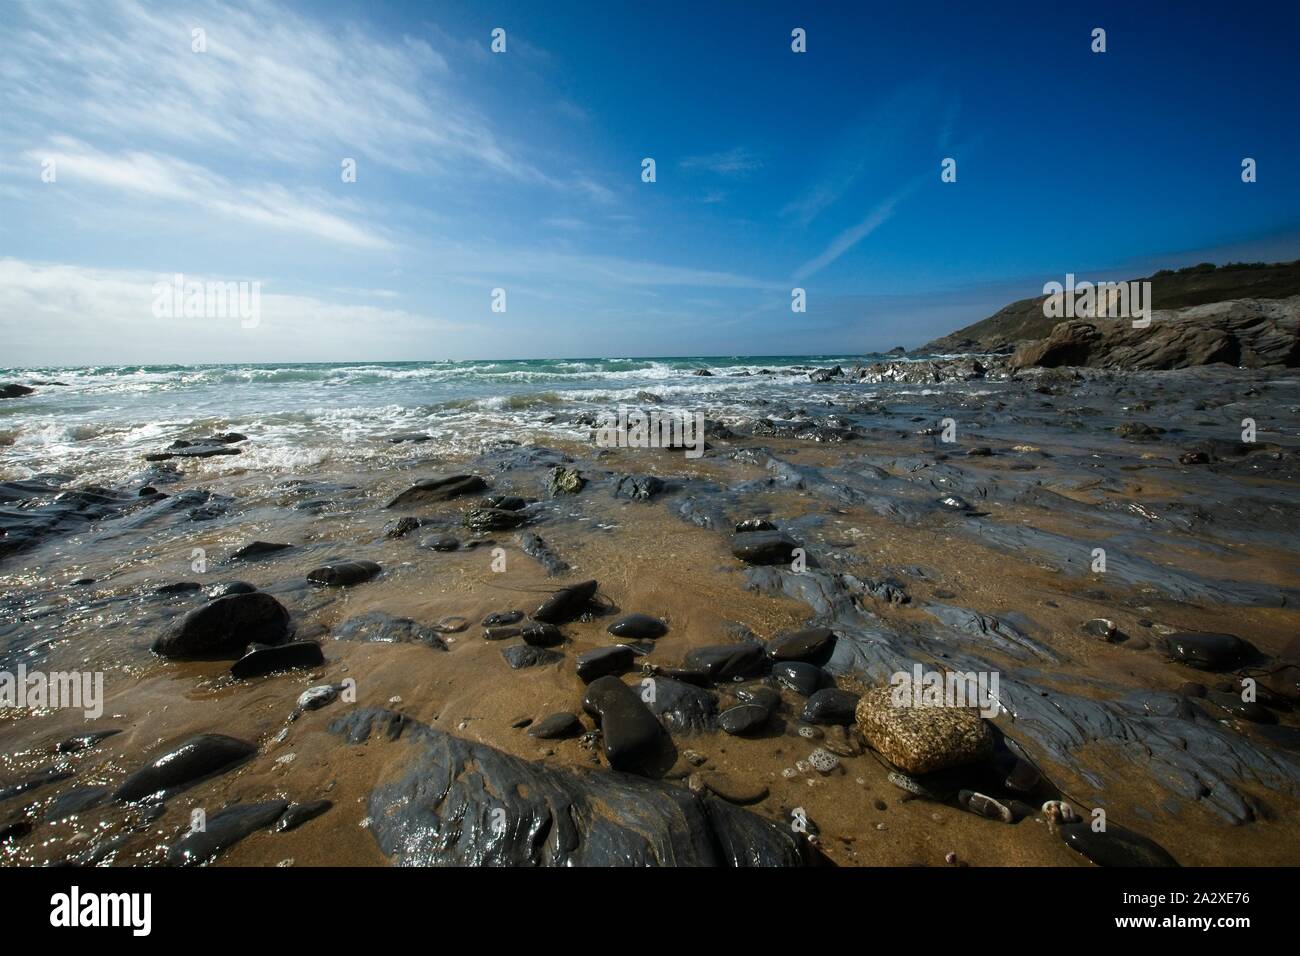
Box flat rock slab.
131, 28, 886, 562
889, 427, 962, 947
386, 474, 487, 508
328, 707, 810, 866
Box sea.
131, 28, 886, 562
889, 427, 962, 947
0, 354, 938, 483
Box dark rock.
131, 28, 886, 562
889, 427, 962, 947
463, 507, 527, 532
420, 534, 460, 551
44, 785, 110, 821
582, 676, 665, 770
114, 734, 256, 802
273, 799, 333, 833
502, 645, 563, 669
735, 519, 777, 532
577, 645, 637, 683
0, 383, 35, 399
306, 560, 381, 586
483, 495, 529, 511
517, 531, 569, 574
608, 613, 668, 640
643, 678, 718, 733
1166, 632, 1249, 671
483, 610, 524, 627
155, 580, 202, 594
801, 688, 860, 725
613, 475, 665, 500
547, 466, 586, 496
386, 474, 487, 507
384, 516, 422, 539
333, 611, 448, 649
774, 661, 825, 696
766, 627, 835, 662
683, 643, 768, 682
230, 640, 324, 679
1082, 618, 1122, 642
1208, 692, 1277, 723
1058, 821, 1179, 867
56, 730, 121, 754
520, 622, 564, 647
206, 581, 257, 598
0, 768, 74, 804
718, 687, 778, 735
533, 579, 599, 624
152, 591, 290, 659
230, 540, 292, 561
326, 707, 809, 865
167, 800, 289, 866
528, 712, 583, 739
732, 530, 799, 565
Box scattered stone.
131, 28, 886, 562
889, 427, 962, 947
231, 641, 325, 679
516, 531, 569, 574
731, 530, 799, 565
1058, 821, 1179, 867
528, 713, 583, 739
765, 626, 835, 662
802, 687, 860, 725
582, 676, 665, 771
684, 643, 768, 682
1082, 618, 1121, 642
296, 685, 340, 712
386, 474, 487, 508
547, 466, 586, 496
613, 475, 665, 501
420, 533, 460, 551
56, 730, 121, 754
167, 800, 289, 866
808, 748, 839, 774
773, 661, 824, 696
306, 560, 381, 586
333, 611, 447, 649
854, 685, 994, 774
1166, 631, 1249, 670
608, 613, 668, 640
958, 790, 1014, 823
273, 800, 333, 833
152, 591, 291, 659
577, 645, 637, 682
230, 540, 292, 561
483, 610, 524, 627
502, 645, 564, 669
384, 516, 422, 539
114, 734, 256, 802
464, 507, 528, 532
533, 579, 598, 624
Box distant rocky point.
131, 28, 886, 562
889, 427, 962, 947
914, 259, 1300, 372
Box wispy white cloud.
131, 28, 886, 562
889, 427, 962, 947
0, 0, 537, 180
0, 257, 469, 364
792, 176, 925, 282
27, 138, 392, 249
680, 147, 763, 177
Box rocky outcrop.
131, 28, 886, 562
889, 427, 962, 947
1010, 297, 1300, 371
327, 707, 812, 866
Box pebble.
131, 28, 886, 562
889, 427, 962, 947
808, 748, 839, 774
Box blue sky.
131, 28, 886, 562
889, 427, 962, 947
2, 0, 1299, 364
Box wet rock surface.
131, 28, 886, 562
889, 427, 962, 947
330, 707, 810, 865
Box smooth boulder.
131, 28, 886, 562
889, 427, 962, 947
152, 591, 290, 659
